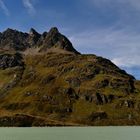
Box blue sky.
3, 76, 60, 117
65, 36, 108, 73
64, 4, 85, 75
0, 0, 140, 79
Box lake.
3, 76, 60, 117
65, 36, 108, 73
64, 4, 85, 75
0, 127, 139, 140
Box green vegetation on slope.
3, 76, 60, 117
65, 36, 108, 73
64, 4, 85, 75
0, 52, 140, 126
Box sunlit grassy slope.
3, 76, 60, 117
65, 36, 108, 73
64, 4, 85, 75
0, 52, 140, 126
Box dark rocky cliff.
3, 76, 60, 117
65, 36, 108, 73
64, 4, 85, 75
0, 27, 80, 54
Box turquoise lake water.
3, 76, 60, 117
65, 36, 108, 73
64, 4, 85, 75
0, 127, 140, 140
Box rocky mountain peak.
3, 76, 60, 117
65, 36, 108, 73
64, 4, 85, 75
39, 27, 80, 54
49, 27, 59, 34
0, 27, 80, 54
3, 28, 15, 33
28, 28, 41, 47
29, 28, 40, 36
2, 28, 17, 37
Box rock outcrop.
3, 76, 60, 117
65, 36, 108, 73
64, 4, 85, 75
0, 27, 80, 54
0, 28, 29, 51
38, 27, 79, 54
0, 53, 24, 69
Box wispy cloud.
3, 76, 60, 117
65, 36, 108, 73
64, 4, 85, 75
81, 0, 140, 26
68, 0, 140, 79
0, 0, 10, 16
22, 0, 36, 15
88, 0, 140, 10
69, 27, 140, 68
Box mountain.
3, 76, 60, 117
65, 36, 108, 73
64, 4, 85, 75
0, 27, 80, 54
0, 27, 140, 126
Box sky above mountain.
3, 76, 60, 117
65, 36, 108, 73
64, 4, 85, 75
0, 0, 140, 79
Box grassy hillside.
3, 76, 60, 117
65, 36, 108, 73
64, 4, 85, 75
0, 52, 140, 126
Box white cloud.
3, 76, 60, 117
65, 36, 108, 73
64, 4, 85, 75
112, 56, 140, 68
69, 27, 140, 68
22, 0, 36, 15
0, 0, 10, 16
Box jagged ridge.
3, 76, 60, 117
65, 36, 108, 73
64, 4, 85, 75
0, 27, 80, 54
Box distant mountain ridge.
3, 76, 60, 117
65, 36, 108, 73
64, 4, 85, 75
0, 27, 80, 54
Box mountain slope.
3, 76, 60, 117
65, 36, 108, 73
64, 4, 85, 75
0, 27, 140, 126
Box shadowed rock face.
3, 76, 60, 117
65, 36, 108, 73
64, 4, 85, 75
38, 27, 80, 54
0, 53, 24, 69
0, 28, 29, 51
0, 27, 80, 54
28, 28, 41, 47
